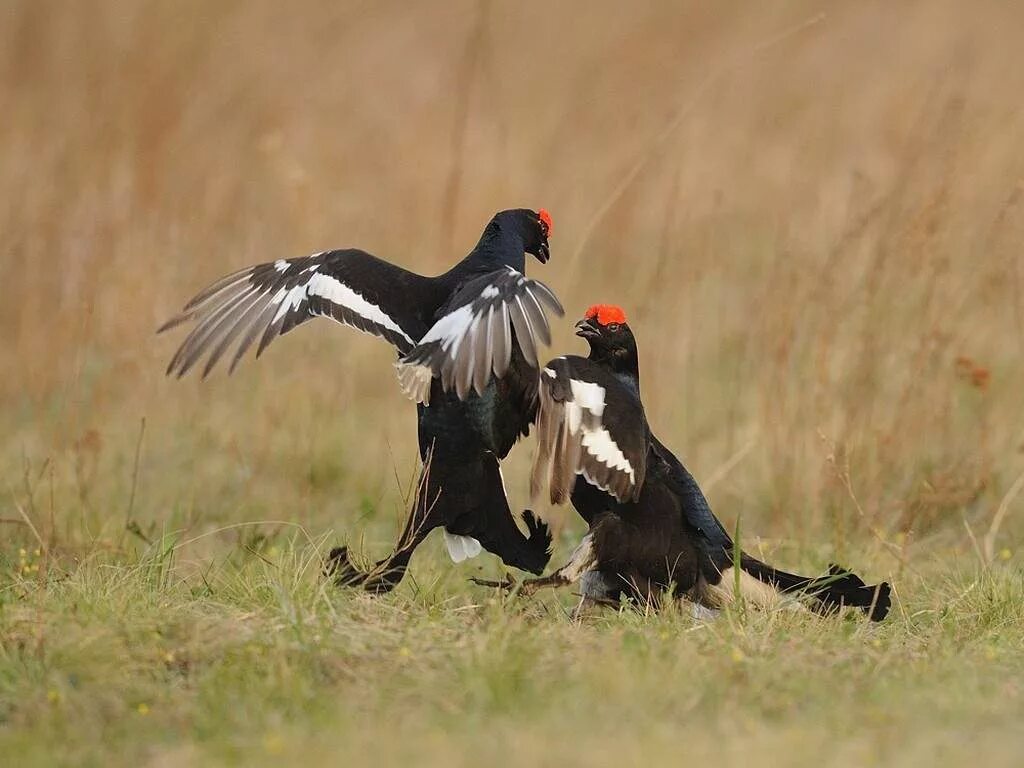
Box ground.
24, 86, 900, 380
1, 516, 1022, 766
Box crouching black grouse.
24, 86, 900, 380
487, 304, 891, 621
160, 208, 563, 591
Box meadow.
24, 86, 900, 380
1, 2, 1023, 765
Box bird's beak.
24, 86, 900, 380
536, 240, 550, 264
574, 318, 600, 339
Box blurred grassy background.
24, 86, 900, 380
2, 0, 1021, 565
2, 2, 1024, 766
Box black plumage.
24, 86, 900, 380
518, 305, 891, 621
161, 208, 562, 591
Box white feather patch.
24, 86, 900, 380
411, 268, 536, 361
306, 272, 414, 344
396, 361, 434, 405
569, 379, 606, 417
269, 284, 307, 322
554, 377, 634, 484
580, 427, 635, 481
443, 531, 483, 563
417, 303, 476, 357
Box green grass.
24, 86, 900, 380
1, 532, 1022, 767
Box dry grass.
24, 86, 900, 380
1, 2, 1023, 766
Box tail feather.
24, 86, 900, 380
740, 556, 891, 622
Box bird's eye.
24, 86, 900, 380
607, 323, 620, 332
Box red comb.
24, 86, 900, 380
584, 304, 627, 326
539, 209, 553, 237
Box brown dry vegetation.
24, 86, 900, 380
1, 2, 1023, 766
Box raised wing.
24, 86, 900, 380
160, 249, 438, 378
529, 356, 648, 505
395, 267, 563, 404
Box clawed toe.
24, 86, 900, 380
470, 576, 543, 598
470, 575, 518, 591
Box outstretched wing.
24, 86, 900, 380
529, 356, 648, 505
395, 267, 564, 404
160, 249, 438, 378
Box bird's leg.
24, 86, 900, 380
329, 468, 442, 594
325, 545, 404, 592
361, 520, 437, 594
539, 533, 597, 588
470, 574, 519, 590
473, 534, 597, 596
470, 570, 571, 594
361, 554, 412, 594
572, 569, 625, 619
324, 546, 367, 587
517, 571, 576, 595
471, 569, 578, 596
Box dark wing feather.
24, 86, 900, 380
529, 356, 648, 505
650, 435, 734, 571
395, 267, 564, 404
160, 250, 438, 378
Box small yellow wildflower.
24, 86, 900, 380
47, 690, 60, 704
137, 703, 150, 715
730, 647, 746, 663
999, 548, 1012, 561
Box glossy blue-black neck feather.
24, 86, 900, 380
471, 210, 531, 270
444, 209, 540, 285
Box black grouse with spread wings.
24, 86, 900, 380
161, 208, 563, 591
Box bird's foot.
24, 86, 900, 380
470, 574, 519, 592
326, 546, 406, 593
325, 546, 366, 588
471, 573, 562, 598
362, 565, 405, 594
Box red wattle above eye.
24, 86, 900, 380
538, 209, 553, 237
584, 304, 627, 326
